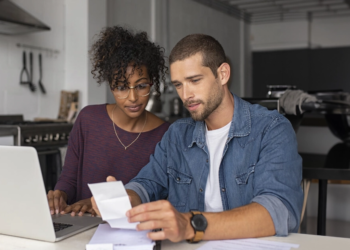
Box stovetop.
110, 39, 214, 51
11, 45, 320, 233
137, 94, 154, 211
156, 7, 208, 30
0, 116, 73, 147
0, 120, 64, 125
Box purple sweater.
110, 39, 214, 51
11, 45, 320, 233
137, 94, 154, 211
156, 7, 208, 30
54, 104, 170, 204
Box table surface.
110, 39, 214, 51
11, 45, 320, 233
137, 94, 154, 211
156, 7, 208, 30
1, 227, 350, 250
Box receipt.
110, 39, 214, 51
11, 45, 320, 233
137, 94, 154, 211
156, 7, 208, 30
88, 181, 138, 229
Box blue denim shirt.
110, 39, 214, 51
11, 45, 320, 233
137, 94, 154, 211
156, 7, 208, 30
125, 94, 303, 236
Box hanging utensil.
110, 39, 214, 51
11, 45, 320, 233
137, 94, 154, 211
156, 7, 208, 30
19, 51, 31, 89
38, 53, 46, 94
28, 52, 36, 92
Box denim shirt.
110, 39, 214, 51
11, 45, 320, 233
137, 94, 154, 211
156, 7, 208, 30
125, 94, 303, 236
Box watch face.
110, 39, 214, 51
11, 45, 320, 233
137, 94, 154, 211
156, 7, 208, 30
191, 214, 208, 231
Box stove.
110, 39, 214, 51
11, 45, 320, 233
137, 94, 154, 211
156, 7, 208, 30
0, 115, 73, 148
0, 115, 74, 191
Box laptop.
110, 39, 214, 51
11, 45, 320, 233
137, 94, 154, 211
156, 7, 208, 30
0, 145, 102, 242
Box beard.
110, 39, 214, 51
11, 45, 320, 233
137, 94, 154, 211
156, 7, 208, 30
184, 80, 224, 121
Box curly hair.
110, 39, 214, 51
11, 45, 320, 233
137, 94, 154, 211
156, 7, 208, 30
90, 26, 167, 95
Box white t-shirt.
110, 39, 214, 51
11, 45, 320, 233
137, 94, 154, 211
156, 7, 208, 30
204, 121, 231, 212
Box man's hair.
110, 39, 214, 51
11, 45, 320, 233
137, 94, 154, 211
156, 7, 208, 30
169, 34, 226, 78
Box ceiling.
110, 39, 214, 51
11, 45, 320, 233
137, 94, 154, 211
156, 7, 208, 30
193, 0, 350, 24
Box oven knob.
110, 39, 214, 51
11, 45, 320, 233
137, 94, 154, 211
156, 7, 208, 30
66, 134, 69, 140
43, 134, 49, 142
24, 136, 32, 144
49, 134, 53, 141
53, 133, 60, 141
60, 133, 66, 140
32, 135, 39, 143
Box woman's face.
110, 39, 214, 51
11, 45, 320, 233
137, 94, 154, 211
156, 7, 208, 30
111, 65, 151, 119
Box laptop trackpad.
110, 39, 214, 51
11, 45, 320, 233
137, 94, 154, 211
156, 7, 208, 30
52, 214, 99, 225
52, 214, 102, 239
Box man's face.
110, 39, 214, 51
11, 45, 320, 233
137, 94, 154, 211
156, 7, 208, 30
170, 53, 223, 121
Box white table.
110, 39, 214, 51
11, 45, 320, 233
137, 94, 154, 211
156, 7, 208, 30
1, 227, 350, 250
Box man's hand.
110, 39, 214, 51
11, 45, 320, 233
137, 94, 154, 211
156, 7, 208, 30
126, 200, 194, 242
61, 198, 96, 217
47, 190, 68, 215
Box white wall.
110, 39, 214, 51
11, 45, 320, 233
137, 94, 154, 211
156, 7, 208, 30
0, 0, 65, 120
64, 0, 89, 108
0, 0, 107, 121
65, 0, 107, 109
251, 17, 350, 223
88, 0, 108, 106
168, 0, 250, 97
251, 16, 350, 51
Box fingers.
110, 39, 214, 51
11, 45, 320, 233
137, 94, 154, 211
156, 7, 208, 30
106, 176, 117, 182
70, 203, 88, 216
91, 197, 101, 216
61, 205, 72, 214
78, 205, 89, 216
127, 200, 170, 218
137, 220, 165, 231
147, 231, 166, 241
47, 190, 55, 215
47, 190, 65, 215
139, 222, 183, 243
88, 207, 97, 217
129, 210, 166, 223
53, 190, 63, 214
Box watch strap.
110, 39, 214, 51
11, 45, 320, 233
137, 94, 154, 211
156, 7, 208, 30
187, 211, 205, 243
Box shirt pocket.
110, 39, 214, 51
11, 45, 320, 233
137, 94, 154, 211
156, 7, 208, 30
235, 165, 255, 185
167, 167, 192, 208
235, 165, 255, 203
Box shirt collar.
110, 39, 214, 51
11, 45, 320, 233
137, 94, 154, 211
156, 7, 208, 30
188, 93, 251, 148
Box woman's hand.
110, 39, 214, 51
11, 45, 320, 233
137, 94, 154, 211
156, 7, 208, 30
47, 190, 68, 215
61, 198, 96, 217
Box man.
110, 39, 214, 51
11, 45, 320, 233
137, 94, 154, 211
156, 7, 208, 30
92, 34, 303, 243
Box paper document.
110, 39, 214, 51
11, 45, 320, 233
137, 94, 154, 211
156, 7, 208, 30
88, 181, 138, 229
86, 224, 155, 250
196, 238, 299, 250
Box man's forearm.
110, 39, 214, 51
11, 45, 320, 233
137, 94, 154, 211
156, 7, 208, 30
185, 203, 276, 240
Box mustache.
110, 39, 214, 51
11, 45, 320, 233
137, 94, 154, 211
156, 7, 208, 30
183, 99, 204, 108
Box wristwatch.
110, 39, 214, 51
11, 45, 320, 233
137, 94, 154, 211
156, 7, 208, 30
187, 211, 208, 243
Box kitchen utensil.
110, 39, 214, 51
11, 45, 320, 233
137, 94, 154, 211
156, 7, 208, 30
19, 51, 31, 89
38, 53, 46, 94
28, 52, 36, 92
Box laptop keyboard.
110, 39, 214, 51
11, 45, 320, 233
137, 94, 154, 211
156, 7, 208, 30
53, 222, 73, 232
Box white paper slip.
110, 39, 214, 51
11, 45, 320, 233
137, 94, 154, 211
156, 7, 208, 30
86, 224, 155, 250
196, 238, 299, 250
88, 181, 138, 229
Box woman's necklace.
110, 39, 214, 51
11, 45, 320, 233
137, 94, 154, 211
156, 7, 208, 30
112, 105, 147, 150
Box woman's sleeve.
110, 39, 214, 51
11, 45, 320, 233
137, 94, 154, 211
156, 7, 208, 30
54, 111, 84, 204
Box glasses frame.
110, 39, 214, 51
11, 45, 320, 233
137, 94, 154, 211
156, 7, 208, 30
115, 82, 154, 99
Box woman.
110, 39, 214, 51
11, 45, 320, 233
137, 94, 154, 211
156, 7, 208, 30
47, 26, 169, 216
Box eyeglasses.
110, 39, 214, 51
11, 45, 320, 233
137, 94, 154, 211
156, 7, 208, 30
114, 82, 153, 99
